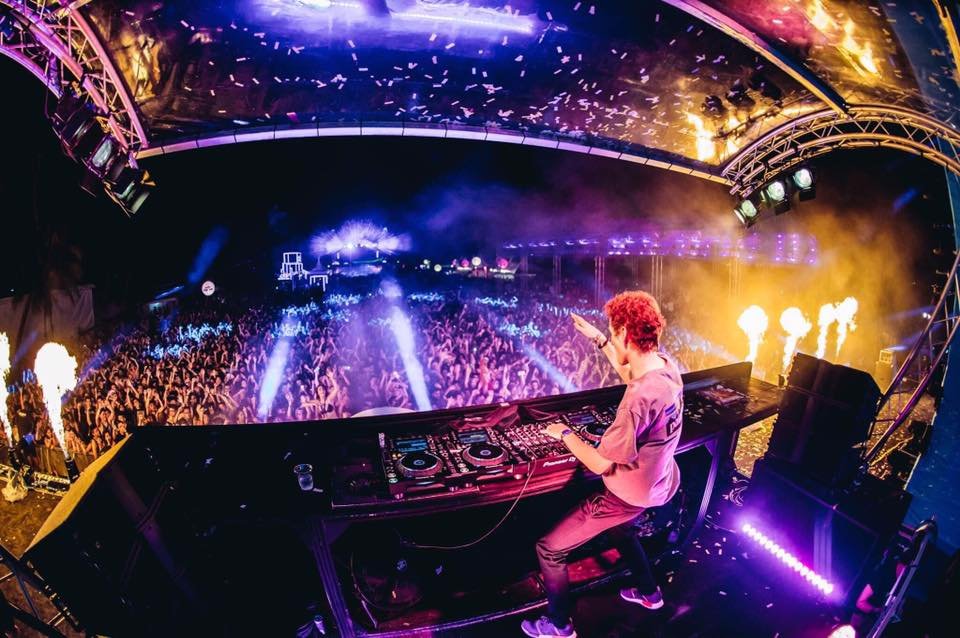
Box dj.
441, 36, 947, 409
521, 291, 683, 638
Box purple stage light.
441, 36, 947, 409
188, 226, 229, 284
827, 625, 856, 638
311, 220, 410, 257
741, 523, 836, 596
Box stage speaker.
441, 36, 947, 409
744, 457, 910, 605
23, 430, 331, 637
768, 353, 881, 487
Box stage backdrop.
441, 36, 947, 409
0, 286, 95, 359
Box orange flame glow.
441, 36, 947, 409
834, 296, 859, 359
815, 303, 836, 359
806, 1, 879, 77
780, 307, 813, 374
34, 343, 78, 457
807, 0, 833, 32
737, 305, 769, 363
686, 112, 716, 162
841, 20, 878, 76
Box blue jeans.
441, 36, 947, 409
536, 490, 658, 625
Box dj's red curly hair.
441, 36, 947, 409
604, 291, 665, 353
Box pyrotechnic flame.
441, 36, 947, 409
34, 343, 78, 457
841, 20, 878, 76
0, 333, 10, 445
737, 305, 769, 363
806, 1, 878, 77
686, 112, 716, 162
815, 303, 836, 359
834, 297, 859, 359
807, 0, 833, 32
780, 308, 812, 374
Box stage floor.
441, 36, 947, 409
352, 497, 847, 638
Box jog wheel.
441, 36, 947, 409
397, 452, 442, 478
580, 423, 608, 443
462, 443, 506, 468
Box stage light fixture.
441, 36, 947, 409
793, 168, 813, 189
792, 167, 816, 200
749, 72, 783, 103
58, 110, 107, 162
50, 92, 88, 131
106, 167, 154, 216
734, 198, 759, 227
741, 523, 836, 596
700, 95, 727, 120
726, 80, 755, 109
89, 135, 117, 170
762, 179, 792, 215
48, 89, 159, 216
84, 133, 127, 180
764, 180, 787, 203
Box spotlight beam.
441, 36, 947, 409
258, 320, 294, 420
388, 306, 432, 411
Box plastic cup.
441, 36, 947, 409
294, 463, 314, 491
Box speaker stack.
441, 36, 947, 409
745, 353, 908, 605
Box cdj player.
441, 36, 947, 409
378, 407, 616, 500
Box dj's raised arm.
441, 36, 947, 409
570, 312, 631, 384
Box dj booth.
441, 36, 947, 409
22, 362, 780, 637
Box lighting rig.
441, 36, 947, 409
734, 166, 816, 227
48, 90, 154, 216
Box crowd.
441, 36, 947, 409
1, 282, 732, 470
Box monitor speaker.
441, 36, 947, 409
745, 457, 910, 605
767, 353, 880, 487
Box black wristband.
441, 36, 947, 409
596, 336, 609, 349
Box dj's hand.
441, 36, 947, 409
571, 313, 603, 342
542, 422, 570, 441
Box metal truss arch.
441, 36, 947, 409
0, 0, 147, 150
722, 105, 960, 197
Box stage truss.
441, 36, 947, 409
716, 103, 960, 476
865, 247, 960, 477
721, 104, 960, 198
0, 0, 147, 151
